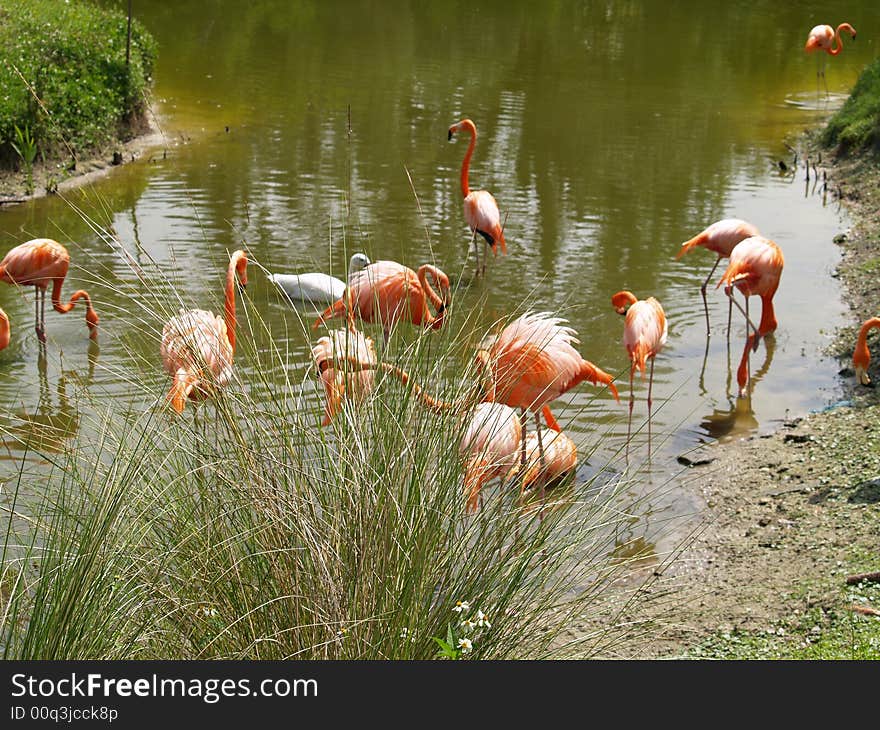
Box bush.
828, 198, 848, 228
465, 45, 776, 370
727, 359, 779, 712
0, 0, 157, 168
821, 58, 880, 153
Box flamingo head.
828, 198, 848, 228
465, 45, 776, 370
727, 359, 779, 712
232, 250, 248, 290
447, 118, 476, 142
840, 23, 857, 39
853, 343, 871, 386
611, 290, 638, 316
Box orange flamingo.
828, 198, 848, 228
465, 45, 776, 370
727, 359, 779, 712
716, 235, 783, 396
475, 311, 619, 472
448, 119, 506, 276
312, 327, 378, 425
313, 259, 450, 344
160, 250, 247, 414
805, 23, 856, 94
853, 317, 880, 386
505, 427, 577, 495
676, 218, 760, 336
0, 307, 9, 351
460, 401, 523, 513
611, 291, 667, 455
0, 238, 99, 343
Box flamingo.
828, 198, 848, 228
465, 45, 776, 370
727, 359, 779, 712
716, 235, 784, 396
311, 326, 378, 425
805, 23, 856, 95
676, 218, 760, 336
611, 291, 668, 456
475, 311, 619, 475
268, 252, 371, 305
460, 401, 523, 513
448, 119, 506, 276
505, 427, 577, 495
160, 250, 247, 414
0, 238, 99, 343
313, 259, 450, 344
853, 317, 880, 386
0, 307, 9, 351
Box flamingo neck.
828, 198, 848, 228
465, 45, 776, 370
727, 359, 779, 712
225, 251, 246, 353
829, 24, 848, 55
758, 294, 778, 336
51, 282, 99, 338
854, 317, 880, 365
459, 121, 476, 198
0, 309, 9, 351
417, 265, 445, 322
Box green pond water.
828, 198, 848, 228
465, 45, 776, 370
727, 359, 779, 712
1, 0, 878, 552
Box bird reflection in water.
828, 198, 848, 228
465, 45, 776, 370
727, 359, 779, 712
700, 334, 776, 442
0, 342, 98, 458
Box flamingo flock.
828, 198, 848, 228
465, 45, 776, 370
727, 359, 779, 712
0, 22, 871, 516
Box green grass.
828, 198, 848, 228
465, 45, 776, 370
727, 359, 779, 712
821, 58, 880, 153
0, 0, 157, 169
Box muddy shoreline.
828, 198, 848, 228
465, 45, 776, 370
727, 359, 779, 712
598, 136, 880, 658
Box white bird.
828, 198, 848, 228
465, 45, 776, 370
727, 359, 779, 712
268, 253, 370, 305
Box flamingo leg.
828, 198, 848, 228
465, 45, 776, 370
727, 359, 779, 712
627, 367, 634, 462
743, 295, 752, 393
40, 288, 46, 338
647, 357, 655, 457
534, 412, 547, 516
700, 256, 722, 336
519, 408, 527, 496
726, 294, 733, 342
725, 288, 760, 341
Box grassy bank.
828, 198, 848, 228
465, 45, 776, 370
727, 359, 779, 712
0, 0, 156, 193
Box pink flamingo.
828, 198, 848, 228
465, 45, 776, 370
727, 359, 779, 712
313, 260, 450, 344
0, 238, 99, 343
676, 219, 760, 336
448, 119, 506, 276
160, 250, 247, 414
475, 311, 619, 473
505, 427, 577, 496
611, 291, 668, 455
853, 317, 880, 386
805, 23, 856, 94
312, 327, 378, 425
716, 236, 784, 396
460, 401, 523, 513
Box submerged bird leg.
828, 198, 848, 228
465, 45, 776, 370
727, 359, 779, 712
698, 335, 710, 396
701, 256, 722, 336
725, 288, 760, 342
647, 357, 655, 457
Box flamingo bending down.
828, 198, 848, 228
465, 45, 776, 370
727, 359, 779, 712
805, 23, 856, 94
0, 307, 9, 351
313, 260, 450, 344
311, 327, 377, 425
460, 401, 523, 513
160, 250, 247, 414
676, 218, 760, 336
0, 238, 99, 343
268, 252, 371, 306
853, 317, 880, 386
448, 119, 506, 276
505, 427, 577, 495
612, 291, 668, 455
475, 311, 619, 475
716, 236, 783, 396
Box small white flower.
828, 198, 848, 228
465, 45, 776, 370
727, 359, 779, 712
457, 638, 473, 654
336, 626, 348, 640
462, 618, 477, 631
475, 610, 491, 629
399, 628, 410, 639
452, 600, 471, 614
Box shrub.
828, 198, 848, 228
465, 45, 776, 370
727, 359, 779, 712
821, 58, 880, 153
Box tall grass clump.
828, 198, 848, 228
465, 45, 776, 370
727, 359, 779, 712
821, 57, 880, 154
0, 0, 157, 169
0, 214, 683, 659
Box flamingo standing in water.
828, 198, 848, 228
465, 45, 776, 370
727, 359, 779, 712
716, 236, 784, 396
0, 307, 9, 351
448, 119, 506, 276
460, 401, 523, 513
0, 238, 99, 343
853, 317, 880, 386
805, 23, 856, 95
475, 311, 619, 475
313, 259, 450, 344
160, 250, 247, 414
505, 427, 577, 496
611, 291, 668, 456
676, 219, 760, 336
311, 327, 378, 425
